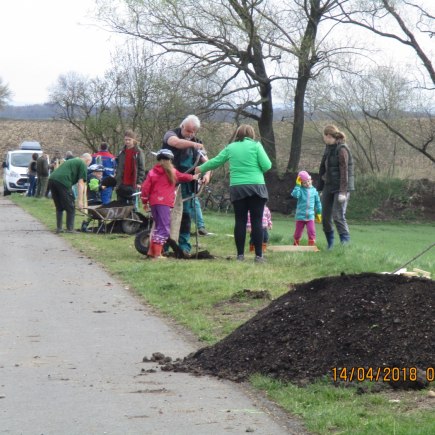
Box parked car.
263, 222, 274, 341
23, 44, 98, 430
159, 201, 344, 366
2, 141, 43, 196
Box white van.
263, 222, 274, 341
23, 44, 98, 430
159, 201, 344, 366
2, 141, 43, 196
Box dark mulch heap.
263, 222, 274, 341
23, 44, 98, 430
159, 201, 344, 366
161, 273, 434, 389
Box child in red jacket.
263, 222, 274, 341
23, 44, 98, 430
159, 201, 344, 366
141, 149, 198, 259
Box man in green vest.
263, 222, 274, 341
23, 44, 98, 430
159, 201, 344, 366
48, 153, 92, 233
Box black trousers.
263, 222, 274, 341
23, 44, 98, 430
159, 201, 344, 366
49, 179, 75, 213
232, 195, 266, 257
48, 179, 75, 230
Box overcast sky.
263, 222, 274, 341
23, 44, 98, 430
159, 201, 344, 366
0, 0, 115, 106
1, 1, 433, 106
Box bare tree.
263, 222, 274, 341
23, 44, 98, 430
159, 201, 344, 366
309, 64, 435, 170
109, 44, 214, 153
0, 77, 12, 109
329, 0, 435, 164
96, 0, 281, 165
259, 0, 346, 171
308, 70, 383, 174
337, 0, 434, 86
96, 0, 370, 172
49, 72, 119, 151
49, 43, 215, 156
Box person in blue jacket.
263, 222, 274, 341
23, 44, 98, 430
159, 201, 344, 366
291, 170, 322, 246
92, 143, 117, 204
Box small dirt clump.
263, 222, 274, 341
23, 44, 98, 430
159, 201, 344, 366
162, 273, 434, 389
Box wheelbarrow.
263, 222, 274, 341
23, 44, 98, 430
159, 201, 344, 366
80, 202, 149, 235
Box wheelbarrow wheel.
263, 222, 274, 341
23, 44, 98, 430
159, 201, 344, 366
121, 212, 142, 234
134, 229, 151, 255
81, 220, 90, 233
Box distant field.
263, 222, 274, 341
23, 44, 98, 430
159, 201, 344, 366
1, 119, 433, 181
0, 120, 87, 161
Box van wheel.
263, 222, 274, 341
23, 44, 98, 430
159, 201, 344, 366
134, 229, 150, 255
3, 183, 11, 196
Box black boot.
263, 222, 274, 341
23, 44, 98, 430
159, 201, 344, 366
66, 212, 75, 232
56, 211, 63, 233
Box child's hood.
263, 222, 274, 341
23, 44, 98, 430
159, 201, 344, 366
151, 164, 166, 175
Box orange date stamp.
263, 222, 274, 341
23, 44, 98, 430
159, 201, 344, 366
331, 366, 434, 383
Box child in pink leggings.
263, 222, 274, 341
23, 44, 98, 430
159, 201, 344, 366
291, 171, 322, 246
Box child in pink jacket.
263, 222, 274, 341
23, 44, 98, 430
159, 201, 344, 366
141, 149, 198, 259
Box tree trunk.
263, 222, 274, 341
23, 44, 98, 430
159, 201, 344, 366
286, 0, 322, 173
287, 75, 309, 172
258, 83, 276, 168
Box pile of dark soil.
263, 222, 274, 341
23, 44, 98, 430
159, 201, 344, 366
161, 273, 434, 389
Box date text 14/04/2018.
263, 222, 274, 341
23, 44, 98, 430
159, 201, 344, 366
331, 367, 434, 383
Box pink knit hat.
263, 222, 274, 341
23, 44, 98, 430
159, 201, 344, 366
298, 170, 311, 182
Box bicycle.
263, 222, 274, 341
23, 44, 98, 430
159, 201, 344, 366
199, 185, 232, 213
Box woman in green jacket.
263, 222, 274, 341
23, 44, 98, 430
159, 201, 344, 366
195, 125, 272, 262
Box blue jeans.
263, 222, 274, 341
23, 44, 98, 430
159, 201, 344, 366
190, 197, 204, 228
178, 184, 195, 253
27, 175, 37, 196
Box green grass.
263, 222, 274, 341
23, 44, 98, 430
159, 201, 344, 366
251, 376, 435, 435
9, 192, 435, 435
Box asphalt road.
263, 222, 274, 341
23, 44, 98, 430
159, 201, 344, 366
0, 194, 306, 435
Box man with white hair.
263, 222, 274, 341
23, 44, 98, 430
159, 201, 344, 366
162, 115, 210, 256
48, 153, 92, 233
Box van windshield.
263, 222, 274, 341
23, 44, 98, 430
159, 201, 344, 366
11, 153, 34, 167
